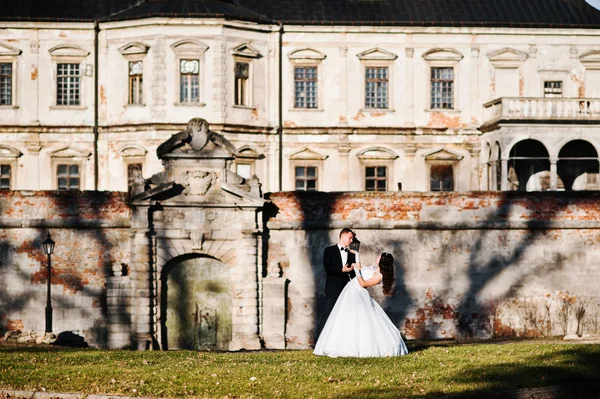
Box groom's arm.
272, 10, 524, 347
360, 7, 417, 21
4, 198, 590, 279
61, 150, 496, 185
323, 247, 344, 276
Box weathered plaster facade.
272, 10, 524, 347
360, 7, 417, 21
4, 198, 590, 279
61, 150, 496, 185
1, 16, 600, 193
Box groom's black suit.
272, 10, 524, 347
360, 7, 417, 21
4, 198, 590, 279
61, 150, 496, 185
316, 244, 356, 337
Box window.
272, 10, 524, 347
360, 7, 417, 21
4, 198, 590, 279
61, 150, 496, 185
180, 59, 200, 103
56, 63, 80, 106
128, 61, 143, 104
0, 63, 12, 105
294, 66, 318, 108
365, 166, 387, 191
431, 67, 453, 109
295, 166, 317, 191
365, 67, 388, 109
430, 164, 454, 191
544, 81, 562, 98
127, 163, 143, 193
0, 164, 10, 190
57, 164, 80, 190
234, 61, 249, 106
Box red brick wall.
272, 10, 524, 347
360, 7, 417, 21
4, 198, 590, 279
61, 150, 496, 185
0, 191, 131, 346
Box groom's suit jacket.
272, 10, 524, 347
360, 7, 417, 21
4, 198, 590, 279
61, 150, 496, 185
323, 245, 357, 296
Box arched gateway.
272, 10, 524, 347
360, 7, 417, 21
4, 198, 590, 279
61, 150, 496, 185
107, 118, 285, 351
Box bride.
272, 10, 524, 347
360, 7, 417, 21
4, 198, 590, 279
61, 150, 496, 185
313, 249, 409, 357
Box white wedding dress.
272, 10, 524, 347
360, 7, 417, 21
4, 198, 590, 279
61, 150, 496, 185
314, 266, 409, 357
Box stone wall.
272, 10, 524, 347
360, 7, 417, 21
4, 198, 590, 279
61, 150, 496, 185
0, 191, 131, 347
265, 191, 600, 348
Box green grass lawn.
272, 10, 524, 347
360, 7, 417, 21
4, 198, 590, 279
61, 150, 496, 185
1, 342, 600, 398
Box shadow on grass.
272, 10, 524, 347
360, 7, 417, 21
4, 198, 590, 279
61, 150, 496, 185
328, 346, 600, 399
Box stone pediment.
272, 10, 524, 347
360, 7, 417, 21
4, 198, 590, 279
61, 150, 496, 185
288, 148, 328, 160
357, 147, 399, 160
237, 146, 265, 160
579, 50, 600, 68
357, 47, 398, 61
49, 45, 89, 58
424, 148, 464, 161
487, 48, 528, 67
120, 145, 147, 158
171, 39, 209, 55
0, 146, 22, 159
0, 42, 22, 57
119, 42, 149, 56
51, 147, 91, 159
232, 42, 261, 59
288, 48, 326, 60
423, 48, 464, 62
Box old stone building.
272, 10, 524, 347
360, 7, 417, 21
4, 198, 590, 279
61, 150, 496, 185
2, 0, 600, 350
1, 0, 600, 193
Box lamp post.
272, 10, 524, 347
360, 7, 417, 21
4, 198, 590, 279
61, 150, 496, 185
42, 232, 55, 333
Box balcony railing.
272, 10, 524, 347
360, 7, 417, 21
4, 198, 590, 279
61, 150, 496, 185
483, 97, 600, 125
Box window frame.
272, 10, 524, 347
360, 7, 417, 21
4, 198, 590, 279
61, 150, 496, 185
357, 47, 397, 112
424, 148, 464, 192
120, 145, 147, 192
288, 147, 328, 191
430, 67, 455, 110
0, 163, 11, 190
119, 42, 149, 107
50, 147, 90, 190
357, 147, 399, 192
422, 48, 463, 112
429, 163, 455, 192
364, 165, 388, 192
49, 45, 90, 109
171, 40, 209, 106
55, 162, 82, 191
231, 43, 260, 109
0, 42, 22, 109
288, 48, 326, 111
294, 165, 319, 191
0, 146, 22, 190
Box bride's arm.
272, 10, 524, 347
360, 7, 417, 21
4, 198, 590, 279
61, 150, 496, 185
349, 249, 361, 270
357, 272, 382, 288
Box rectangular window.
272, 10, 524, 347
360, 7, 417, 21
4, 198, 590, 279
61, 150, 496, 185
0, 63, 12, 106
0, 165, 10, 190
431, 67, 454, 109
365, 166, 387, 191
295, 166, 317, 191
128, 61, 143, 104
430, 164, 454, 191
56, 63, 81, 106
365, 67, 388, 109
127, 163, 142, 189
544, 81, 562, 98
234, 61, 250, 106
294, 66, 317, 109
180, 59, 200, 103
57, 164, 80, 190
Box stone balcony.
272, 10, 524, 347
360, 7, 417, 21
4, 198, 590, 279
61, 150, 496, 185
482, 97, 600, 128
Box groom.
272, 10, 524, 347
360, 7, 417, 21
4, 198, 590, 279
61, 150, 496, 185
317, 228, 356, 336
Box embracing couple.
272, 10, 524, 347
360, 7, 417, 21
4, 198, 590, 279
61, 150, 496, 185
314, 228, 409, 358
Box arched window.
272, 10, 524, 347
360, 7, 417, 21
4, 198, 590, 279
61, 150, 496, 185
507, 139, 550, 191
558, 140, 599, 191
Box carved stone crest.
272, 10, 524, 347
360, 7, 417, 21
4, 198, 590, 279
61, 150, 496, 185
183, 171, 218, 196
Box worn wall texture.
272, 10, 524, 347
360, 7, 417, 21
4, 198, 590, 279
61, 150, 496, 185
265, 191, 600, 348
0, 191, 131, 347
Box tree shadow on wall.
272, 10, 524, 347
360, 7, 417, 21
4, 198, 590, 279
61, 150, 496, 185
432, 191, 595, 339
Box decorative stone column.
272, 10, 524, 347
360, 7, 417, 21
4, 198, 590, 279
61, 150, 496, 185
405, 47, 415, 126
338, 34, 348, 127
230, 230, 262, 350
501, 159, 509, 191
107, 261, 133, 349
467, 143, 481, 191
550, 159, 558, 191
261, 261, 286, 349
337, 145, 351, 191
402, 144, 418, 191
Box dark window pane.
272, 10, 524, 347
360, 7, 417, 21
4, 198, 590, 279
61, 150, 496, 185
377, 167, 386, 177
307, 167, 317, 177
306, 180, 317, 190
366, 167, 375, 177
295, 167, 305, 177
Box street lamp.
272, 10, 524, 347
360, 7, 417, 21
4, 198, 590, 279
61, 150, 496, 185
42, 232, 55, 333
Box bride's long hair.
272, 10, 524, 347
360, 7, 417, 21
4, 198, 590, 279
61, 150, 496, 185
378, 252, 395, 296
